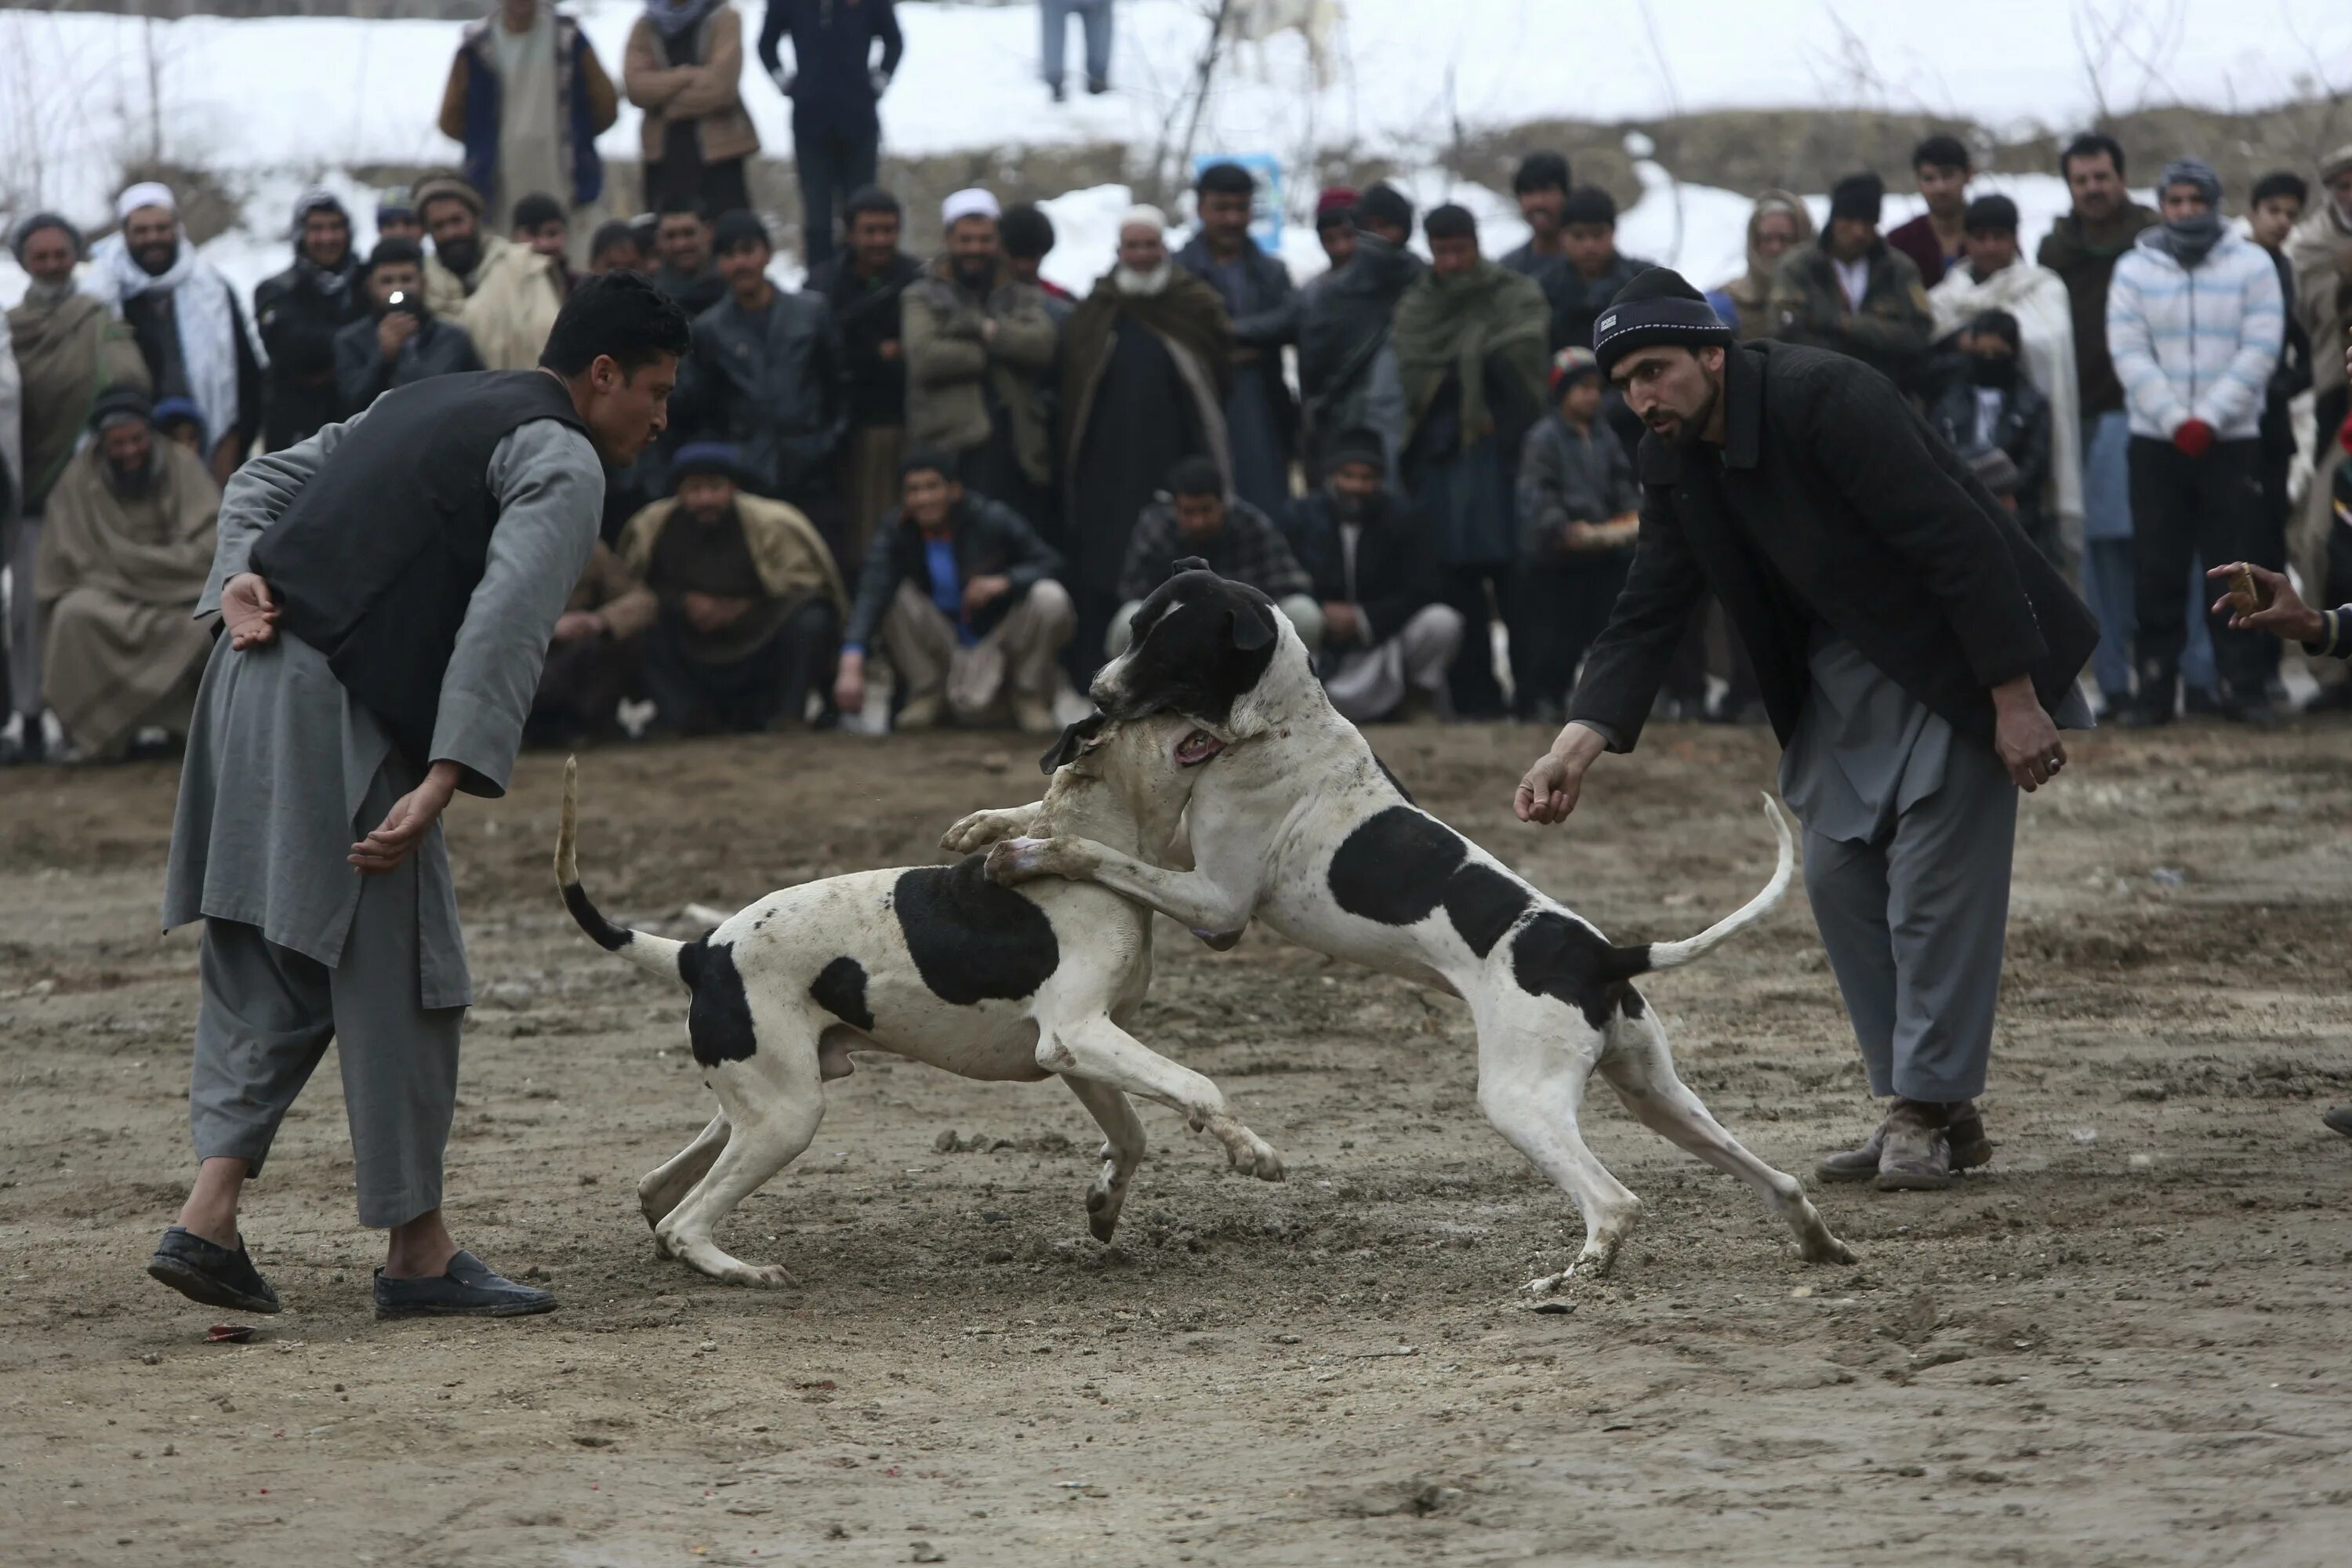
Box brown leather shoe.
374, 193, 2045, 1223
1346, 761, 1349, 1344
1875, 1100, 1953, 1191
1817, 1119, 1889, 1183
1820, 1100, 1991, 1183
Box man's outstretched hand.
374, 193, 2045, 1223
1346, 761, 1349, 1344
2206, 560, 2325, 643
221, 572, 279, 650
350, 761, 463, 876
1514, 723, 1609, 824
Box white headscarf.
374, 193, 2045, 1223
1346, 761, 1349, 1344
942, 188, 1001, 227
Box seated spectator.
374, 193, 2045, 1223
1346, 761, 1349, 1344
528, 539, 657, 746
835, 449, 1073, 733
1929, 310, 2054, 561
510, 191, 575, 283
619, 442, 848, 734
1109, 455, 1319, 656
152, 398, 207, 456
1282, 426, 1463, 724
255, 189, 367, 452
334, 238, 487, 417
652, 194, 727, 317
34, 387, 219, 761
1769, 171, 1934, 390
375, 187, 423, 246
1514, 347, 1640, 724
414, 172, 565, 371
1884, 134, 1973, 288
587, 219, 648, 275
623, 0, 759, 218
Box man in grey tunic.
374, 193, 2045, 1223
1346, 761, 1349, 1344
147, 273, 691, 1319
1512, 269, 2099, 1192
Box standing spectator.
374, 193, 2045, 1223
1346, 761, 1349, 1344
1769, 172, 1934, 390
621, 441, 847, 733
1040, 0, 1113, 102
6, 213, 149, 764
1109, 455, 1318, 656
677, 210, 848, 539
902, 190, 1060, 517
0, 278, 19, 761
2107, 157, 2285, 726
807, 187, 925, 568
1537, 186, 1651, 355
2040, 131, 2158, 710
1059, 205, 1233, 674
1928, 311, 2053, 558
835, 449, 1073, 732
758, 0, 903, 269
587, 220, 648, 275
34, 387, 219, 761
1176, 161, 1299, 519
376, 188, 424, 247
1000, 201, 1074, 314
625, 0, 760, 218
1500, 152, 1573, 288
1281, 425, 1462, 723
1515, 347, 1639, 724
414, 173, 567, 371
511, 192, 575, 281
528, 539, 656, 746
1929, 194, 2082, 573
255, 191, 367, 453
1392, 203, 1549, 719
2288, 147, 2352, 632
333, 240, 487, 419
83, 183, 263, 490
1711, 190, 1813, 341
649, 196, 727, 318
1885, 134, 1973, 288
1299, 183, 1421, 468
437, 0, 619, 230
1308, 187, 1358, 282
2245, 170, 2311, 700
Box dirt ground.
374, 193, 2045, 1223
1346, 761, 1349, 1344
3, 720, 2350, 1567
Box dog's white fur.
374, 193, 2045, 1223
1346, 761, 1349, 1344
556, 717, 1280, 1289
961, 615, 1855, 1290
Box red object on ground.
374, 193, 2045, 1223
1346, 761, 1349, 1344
206, 1323, 256, 1344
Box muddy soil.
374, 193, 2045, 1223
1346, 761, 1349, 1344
3, 721, 2349, 1566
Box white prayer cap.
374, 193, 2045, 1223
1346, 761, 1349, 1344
116, 181, 178, 222
1118, 204, 1169, 234
941, 188, 1000, 227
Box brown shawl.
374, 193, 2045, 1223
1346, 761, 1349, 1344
7, 291, 151, 510
1060, 267, 1234, 460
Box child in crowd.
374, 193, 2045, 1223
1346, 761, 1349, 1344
1512, 347, 1640, 724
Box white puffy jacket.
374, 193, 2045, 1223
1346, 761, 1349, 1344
2105, 227, 2283, 443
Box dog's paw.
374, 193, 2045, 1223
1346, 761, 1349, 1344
985, 836, 1054, 884
1803, 1232, 1859, 1266
941, 809, 1022, 854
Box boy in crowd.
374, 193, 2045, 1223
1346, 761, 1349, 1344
1929, 310, 2054, 562
1513, 347, 1639, 724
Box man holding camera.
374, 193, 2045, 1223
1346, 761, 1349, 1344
333, 239, 487, 419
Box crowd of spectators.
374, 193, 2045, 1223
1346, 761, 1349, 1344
5, 0, 2350, 764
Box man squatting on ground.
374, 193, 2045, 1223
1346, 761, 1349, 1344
1514, 269, 2100, 1191
146, 273, 691, 1321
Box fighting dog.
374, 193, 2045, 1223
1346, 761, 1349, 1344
554, 713, 1283, 1287
972, 566, 1855, 1290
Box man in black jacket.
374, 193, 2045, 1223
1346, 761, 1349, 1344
833, 449, 1072, 732
1514, 270, 2097, 1192
1175, 162, 1299, 519
332, 239, 487, 418
804, 186, 925, 568
1282, 426, 1463, 722
759, 0, 903, 268
256, 191, 369, 451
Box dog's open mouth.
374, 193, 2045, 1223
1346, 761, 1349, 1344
1175, 729, 1226, 768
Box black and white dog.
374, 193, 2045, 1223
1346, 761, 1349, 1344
554, 715, 1282, 1287
970, 565, 1855, 1289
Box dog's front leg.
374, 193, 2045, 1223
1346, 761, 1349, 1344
940, 800, 1047, 855
986, 835, 1257, 944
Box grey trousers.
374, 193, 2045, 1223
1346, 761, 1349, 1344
1798, 738, 2017, 1104
189, 792, 463, 1229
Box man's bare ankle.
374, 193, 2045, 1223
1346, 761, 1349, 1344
176, 1210, 239, 1249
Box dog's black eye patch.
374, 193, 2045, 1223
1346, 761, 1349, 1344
1510, 912, 1653, 1029
678, 935, 759, 1067
1330, 805, 1533, 956
893, 858, 1059, 1004
810, 956, 875, 1031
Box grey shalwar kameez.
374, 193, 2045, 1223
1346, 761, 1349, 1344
161, 408, 601, 1227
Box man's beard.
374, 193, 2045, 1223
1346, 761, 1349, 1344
684, 501, 734, 528
437, 234, 483, 278
1113, 260, 1172, 297
132, 241, 177, 276
951, 254, 995, 292
25, 278, 74, 306
1661, 379, 1721, 450
105, 454, 156, 498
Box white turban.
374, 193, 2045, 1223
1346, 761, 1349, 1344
116, 181, 177, 223
941, 188, 1000, 227
1118, 204, 1168, 234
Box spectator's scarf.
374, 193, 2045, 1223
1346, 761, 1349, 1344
290, 189, 358, 299
2140, 157, 2227, 269
82, 230, 245, 460
646, 0, 720, 40
1390, 258, 1550, 441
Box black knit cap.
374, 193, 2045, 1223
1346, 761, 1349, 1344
1592, 267, 1735, 378
89, 383, 154, 431
1829, 171, 1884, 224
1319, 425, 1387, 477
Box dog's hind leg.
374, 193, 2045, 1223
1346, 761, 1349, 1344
638, 1113, 731, 1247
1062, 1074, 1146, 1241
655, 1040, 828, 1288
1598, 1002, 1856, 1266
1040, 1015, 1283, 1181
1472, 1002, 1643, 1292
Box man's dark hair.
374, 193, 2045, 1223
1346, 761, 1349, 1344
1424, 204, 1475, 242
899, 446, 959, 483
1196, 162, 1256, 199
1165, 455, 1223, 499
588, 220, 640, 261
1356, 183, 1414, 235
1512, 151, 1572, 197
1314, 200, 1355, 233
1962, 194, 2020, 234
2060, 132, 2126, 179
657, 193, 710, 223
1965, 309, 2022, 351
1912, 133, 1971, 173
712, 209, 771, 254
540, 270, 694, 376
1561, 186, 1618, 228
2251, 169, 2309, 209
844, 185, 903, 223
511, 191, 565, 232
366, 237, 424, 272
1000, 201, 1056, 261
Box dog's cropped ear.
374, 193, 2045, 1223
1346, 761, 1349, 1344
1039, 711, 1110, 775
1228, 601, 1277, 652
1169, 556, 1210, 578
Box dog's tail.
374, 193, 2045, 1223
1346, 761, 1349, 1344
556, 757, 688, 979
1642, 793, 1796, 972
